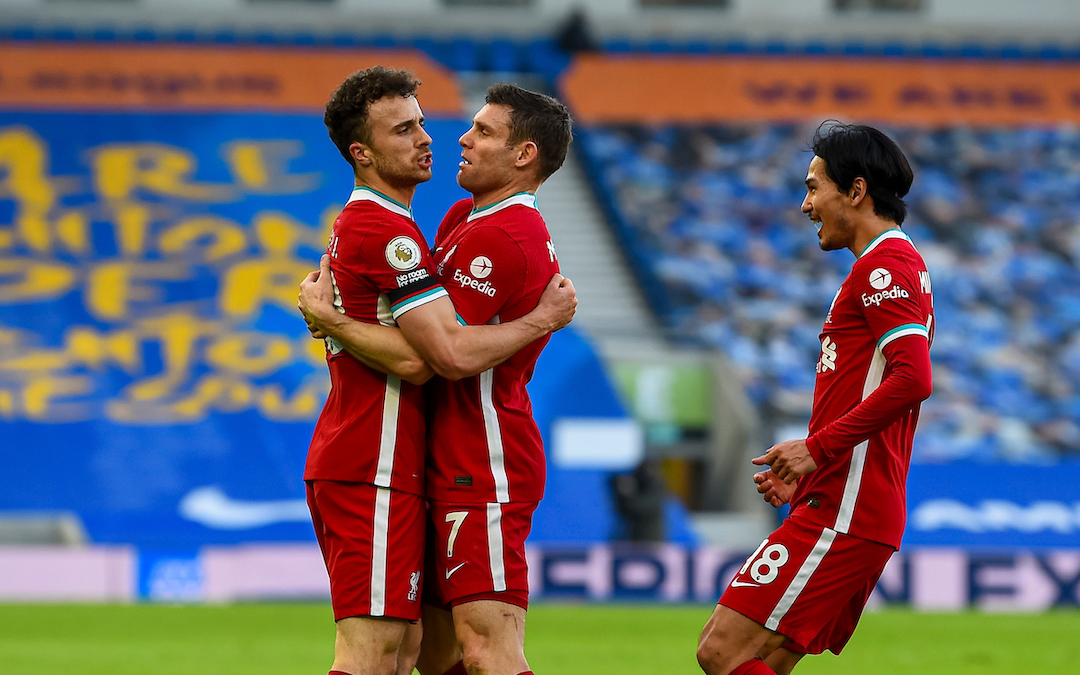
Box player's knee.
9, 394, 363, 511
335, 635, 401, 675
458, 628, 492, 671
335, 654, 398, 675
696, 635, 721, 674
696, 626, 739, 675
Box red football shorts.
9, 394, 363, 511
425, 500, 538, 610
718, 515, 894, 655
306, 480, 425, 622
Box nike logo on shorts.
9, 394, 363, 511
445, 562, 466, 580
730, 579, 760, 588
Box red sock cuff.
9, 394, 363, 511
516, 672, 535, 675
730, 659, 777, 675
441, 662, 468, 675
329, 671, 351, 675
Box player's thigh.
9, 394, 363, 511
719, 517, 892, 654
309, 480, 426, 622
427, 500, 535, 608
452, 599, 528, 669
763, 647, 804, 675
416, 603, 461, 675
334, 615, 408, 675
697, 603, 787, 672
396, 618, 424, 675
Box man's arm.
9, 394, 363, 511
754, 333, 932, 483
300, 255, 576, 382
394, 274, 574, 381
298, 264, 434, 386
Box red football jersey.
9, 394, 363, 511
791, 229, 934, 549
305, 187, 448, 496
426, 193, 560, 503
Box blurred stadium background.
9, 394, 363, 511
2, 0, 1080, 671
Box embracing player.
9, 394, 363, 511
301, 83, 573, 675
696, 123, 934, 675
302, 68, 574, 675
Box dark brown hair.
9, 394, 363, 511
324, 66, 421, 168
485, 83, 573, 180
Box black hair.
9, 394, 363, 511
812, 121, 914, 225
324, 66, 421, 168
485, 83, 573, 180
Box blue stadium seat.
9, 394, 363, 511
372, 34, 397, 50
451, 37, 479, 72
580, 121, 1080, 463
11, 25, 36, 41
490, 38, 520, 73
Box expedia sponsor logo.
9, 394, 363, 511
862, 286, 909, 307
869, 267, 892, 290
453, 268, 496, 297
395, 268, 430, 287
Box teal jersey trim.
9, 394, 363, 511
352, 186, 414, 218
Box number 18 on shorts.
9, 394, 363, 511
718, 516, 894, 654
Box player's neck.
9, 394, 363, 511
851, 217, 900, 258
353, 174, 417, 210
471, 181, 539, 212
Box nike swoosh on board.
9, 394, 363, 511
178, 486, 309, 529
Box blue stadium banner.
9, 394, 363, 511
904, 462, 1080, 548
0, 110, 468, 547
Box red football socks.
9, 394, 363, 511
729, 659, 777, 675
328, 671, 351, 675
441, 662, 468, 675
517, 672, 535, 675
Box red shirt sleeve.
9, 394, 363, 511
806, 334, 933, 464
330, 209, 444, 323
442, 224, 526, 326
807, 255, 933, 463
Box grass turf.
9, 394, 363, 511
0, 603, 1077, 674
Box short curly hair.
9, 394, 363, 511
324, 66, 421, 168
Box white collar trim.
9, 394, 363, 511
466, 192, 537, 223
347, 187, 413, 220
859, 229, 911, 258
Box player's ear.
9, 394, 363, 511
850, 177, 867, 207
515, 141, 539, 170
350, 141, 373, 168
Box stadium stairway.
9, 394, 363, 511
538, 148, 668, 354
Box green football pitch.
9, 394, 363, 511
1, 603, 1078, 674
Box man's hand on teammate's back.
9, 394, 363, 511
525, 273, 577, 333
752, 438, 819, 484
299, 254, 338, 340
753, 469, 797, 508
